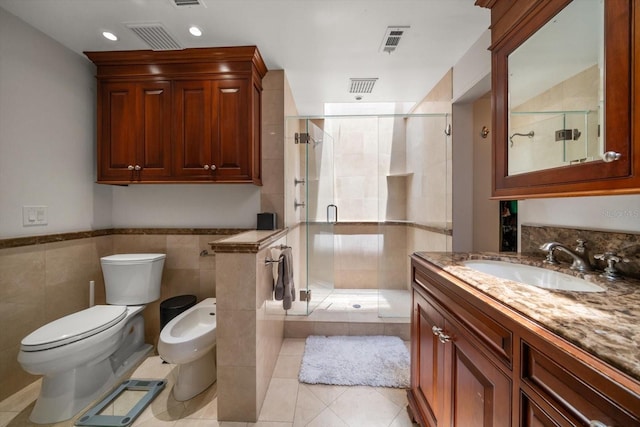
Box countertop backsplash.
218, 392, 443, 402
521, 224, 640, 280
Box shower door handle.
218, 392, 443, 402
327, 204, 338, 224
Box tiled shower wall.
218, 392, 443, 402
0, 232, 226, 401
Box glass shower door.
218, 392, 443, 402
303, 119, 335, 315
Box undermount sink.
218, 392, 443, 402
462, 260, 605, 293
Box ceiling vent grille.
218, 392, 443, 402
380, 26, 410, 54
349, 78, 378, 94
171, 0, 206, 7
126, 23, 183, 51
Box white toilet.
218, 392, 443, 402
18, 253, 165, 424
158, 297, 217, 401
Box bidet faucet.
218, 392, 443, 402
539, 239, 594, 272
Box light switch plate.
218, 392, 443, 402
23, 206, 48, 226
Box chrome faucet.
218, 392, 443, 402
539, 239, 594, 272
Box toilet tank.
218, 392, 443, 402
100, 254, 166, 305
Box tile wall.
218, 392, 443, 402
0, 232, 228, 401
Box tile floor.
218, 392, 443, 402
0, 338, 416, 427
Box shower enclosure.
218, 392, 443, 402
285, 113, 451, 317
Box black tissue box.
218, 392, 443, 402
257, 212, 276, 230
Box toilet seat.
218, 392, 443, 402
21, 305, 127, 352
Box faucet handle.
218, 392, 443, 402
539, 242, 560, 265
575, 239, 588, 253
594, 252, 629, 280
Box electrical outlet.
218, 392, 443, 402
23, 206, 48, 226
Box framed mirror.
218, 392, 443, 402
486, 0, 638, 199
508, 0, 603, 175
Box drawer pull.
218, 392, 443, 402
438, 333, 452, 344
589, 421, 609, 427
432, 325, 452, 344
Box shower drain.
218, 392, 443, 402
352, 304, 361, 309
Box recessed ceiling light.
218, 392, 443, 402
189, 26, 202, 37
102, 31, 118, 41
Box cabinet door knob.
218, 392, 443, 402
211, 164, 217, 171
432, 325, 443, 336
204, 165, 210, 170
134, 165, 141, 171
602, 151, 621, 162
127, 165, 134, 171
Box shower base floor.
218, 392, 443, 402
283, 289, 411, 341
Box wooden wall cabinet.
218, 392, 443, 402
86, 46, 266, 185
476, 0, 640, 199
408, 255, 640, 427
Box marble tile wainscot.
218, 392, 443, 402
0, 227, 246, 401
209, 228, 288, 422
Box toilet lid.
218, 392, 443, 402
21, 305, 128, 351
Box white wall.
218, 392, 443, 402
0, 7, 112, 238
519, 195, 640, 236
451, 29, 492, 251
111, 184, 260, 228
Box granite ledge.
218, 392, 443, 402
413, 251, 640, 382
209, 229, 288, 253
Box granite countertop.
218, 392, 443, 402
414, 251, 640, 382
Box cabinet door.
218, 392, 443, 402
446, 318, 511, 427
411, 289, 446, 427
99, 82, 138, 181
173, 80, 215, 179
135, 81, 172, 180
212, 79, 250, 181
98, 81, 171, 182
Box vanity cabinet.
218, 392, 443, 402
410, 259, 512, 427
86, 47, 266, 185
411, 285, 511, 427
408, 254, 640, 427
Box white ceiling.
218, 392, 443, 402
0, 0, 490, 116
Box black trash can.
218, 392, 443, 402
160, 295, 197, 331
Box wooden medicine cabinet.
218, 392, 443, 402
476, 0, 640, 199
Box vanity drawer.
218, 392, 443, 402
520, 340, 640, 426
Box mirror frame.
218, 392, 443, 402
481, 0, 639, 199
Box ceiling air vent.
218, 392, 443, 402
170, 0, 206, 7
380, 26, 410, 54
349, 78, 378, 94
126, 23, 183, 51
